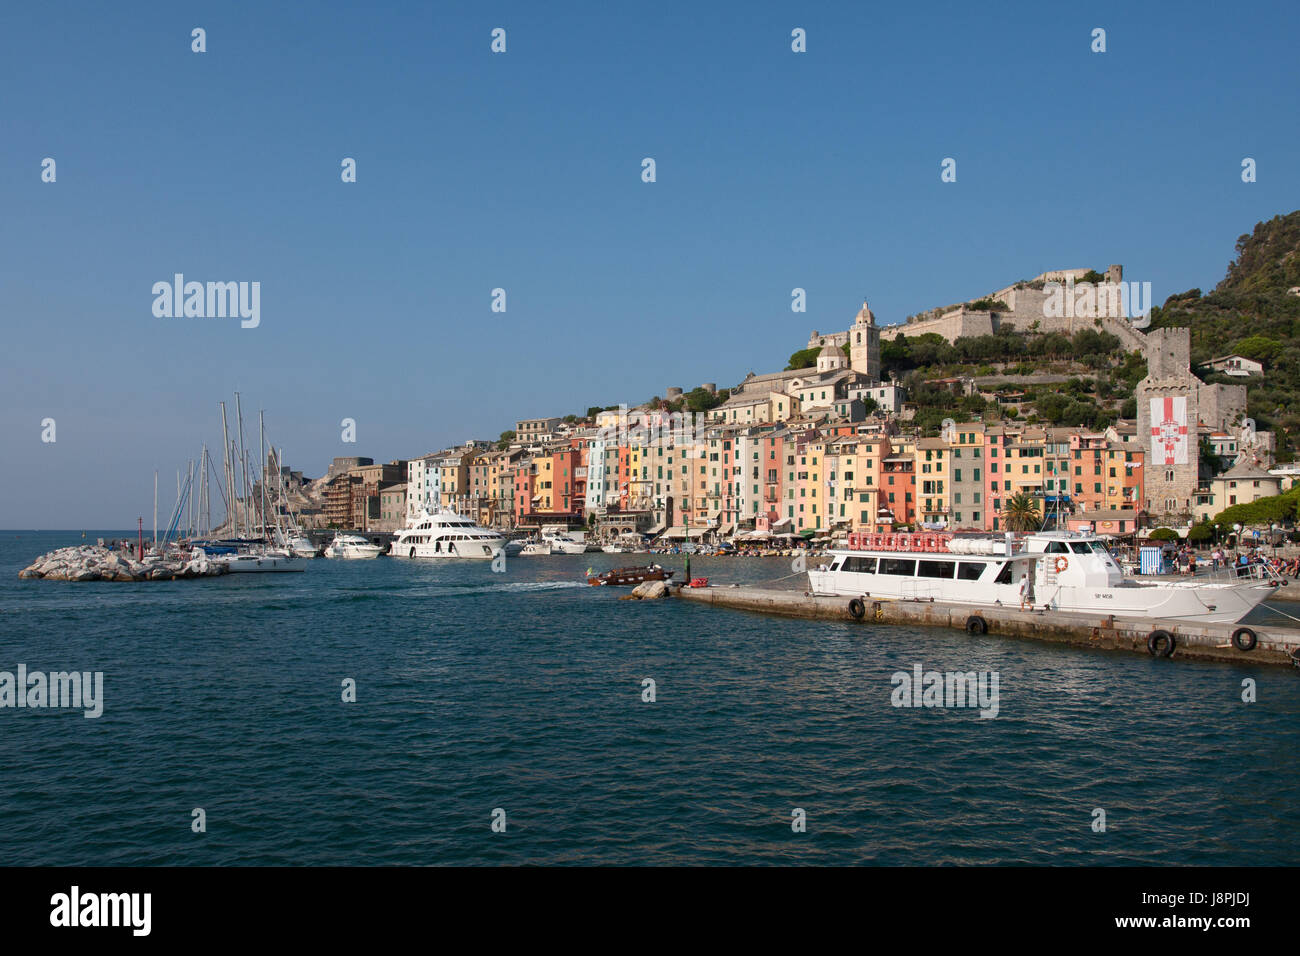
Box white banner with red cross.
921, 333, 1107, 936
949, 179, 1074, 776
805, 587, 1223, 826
1149, 396, 1188, 465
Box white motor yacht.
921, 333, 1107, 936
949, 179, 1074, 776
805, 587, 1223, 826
285, 533, 320, 558
540, 524, 590, 554
324, 533, 384, 559
196, 546, 304, 573
389, 509, 505, 560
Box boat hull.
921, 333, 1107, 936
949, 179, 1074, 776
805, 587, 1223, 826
587, 566, 676, 587
325, 547, 383, 559
389, 542, 504, 560
217, 553, 304, 573
809, 551, 1280, 625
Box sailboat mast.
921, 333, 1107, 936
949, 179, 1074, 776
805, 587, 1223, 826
201, 444, 210, 536
220, 402, 233, 536
235, 392, 248, 537
153, 470, 158, 550
259, 410, 269, 540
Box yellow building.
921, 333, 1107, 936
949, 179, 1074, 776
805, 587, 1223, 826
791, 437, 828, 533
825, 435, 892, 531
916, 437, 950, 527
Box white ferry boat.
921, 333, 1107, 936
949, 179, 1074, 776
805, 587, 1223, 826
324, 533, 383, 559
389, 509, 505, 560
808, 530, 1281, 625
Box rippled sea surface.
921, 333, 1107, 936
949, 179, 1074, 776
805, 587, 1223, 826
2, 530, 1298, 866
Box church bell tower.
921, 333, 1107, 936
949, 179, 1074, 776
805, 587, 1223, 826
850, 301, 880, 382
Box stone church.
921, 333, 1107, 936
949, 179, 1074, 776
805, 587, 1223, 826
807, 300, 881, 379
735, 301, 884, 400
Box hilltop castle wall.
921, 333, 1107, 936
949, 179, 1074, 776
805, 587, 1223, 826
879, 266, 1147, 354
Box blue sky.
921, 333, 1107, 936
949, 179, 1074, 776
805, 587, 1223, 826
3, 0, 1297, 527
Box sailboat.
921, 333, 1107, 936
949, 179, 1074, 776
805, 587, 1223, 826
192, 397, 304, 573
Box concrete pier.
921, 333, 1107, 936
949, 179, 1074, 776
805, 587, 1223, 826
676, 585, 1300, 668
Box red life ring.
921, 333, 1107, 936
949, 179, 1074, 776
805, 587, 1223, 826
1053, 556, 1069, 574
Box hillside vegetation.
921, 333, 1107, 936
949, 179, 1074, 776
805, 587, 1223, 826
1149, 210, 1300, 452
805, 210, 1300, 449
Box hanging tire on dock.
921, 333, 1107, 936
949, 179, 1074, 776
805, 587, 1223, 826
1147, 630, 1176, 657
848, 598, 866, 620
1231, 627, 1258, 652
409, 547, 416, 558
965, 615, 988, 635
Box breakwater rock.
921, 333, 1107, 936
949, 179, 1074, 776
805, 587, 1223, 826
621, 579, 669, 600
17, 546, 228, 582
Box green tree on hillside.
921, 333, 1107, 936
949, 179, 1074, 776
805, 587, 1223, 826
1229, 334, 1282, 364
786, 347, 819, 370
683, 387, 727, 413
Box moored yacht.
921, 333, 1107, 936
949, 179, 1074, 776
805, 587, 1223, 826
540, 524, 591, 554
195, 545, 304, 573
285, 532, 321, 558
390, 508, 505, 560
602, 532, 646, 553
324, 533, 384, 559
808, 530, 1280, 625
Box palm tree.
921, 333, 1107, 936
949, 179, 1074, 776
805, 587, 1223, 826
1001, 492, 1041, 533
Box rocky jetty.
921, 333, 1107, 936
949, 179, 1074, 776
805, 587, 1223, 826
622, 579, 670, 600
17, 546, 228, 582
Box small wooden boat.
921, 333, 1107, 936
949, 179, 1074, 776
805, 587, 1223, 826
586, 565, 676, 587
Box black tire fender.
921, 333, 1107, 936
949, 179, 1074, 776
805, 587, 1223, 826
1147, 629, 1176, 657
848, 598, 866, 620
966, 615, 988, 635
1232, 627, 1258, 652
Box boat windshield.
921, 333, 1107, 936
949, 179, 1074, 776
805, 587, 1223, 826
1066, 541, 1107, 556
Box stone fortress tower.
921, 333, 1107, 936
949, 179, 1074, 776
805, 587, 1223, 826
1137, 329, 1201, 515
1136, 327, 1248, 516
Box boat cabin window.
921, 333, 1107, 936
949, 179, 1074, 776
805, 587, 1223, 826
1069, 543, 1093, 554
917, 560, 956, 579
843, 556, 876, 573
879, 558, 916, 576
956, 563, 984, 581
1045, 541, 1069, 554
828, 559, 843, 571
994, 562, 1015, 584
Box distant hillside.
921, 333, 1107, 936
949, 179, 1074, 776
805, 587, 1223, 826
849, 210, 1300, 447
1148, 210, 1300, 452
1219, 212, 1300, 294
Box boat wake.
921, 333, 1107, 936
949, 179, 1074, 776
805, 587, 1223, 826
330, 580, 589, 602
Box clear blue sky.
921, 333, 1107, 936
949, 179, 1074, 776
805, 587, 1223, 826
3, 0, 1297, 527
